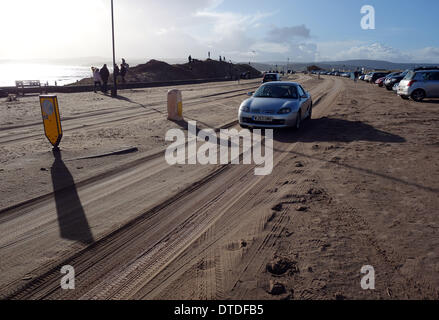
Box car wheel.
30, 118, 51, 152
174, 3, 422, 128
386, 86, 392, 91
294, 111, 301, 130
401, 95, 409, 100
411, 89, 426, 102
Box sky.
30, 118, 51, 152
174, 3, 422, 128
1, 0, 438, 63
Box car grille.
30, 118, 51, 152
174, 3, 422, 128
250, 109, 275, 114
242, 117, 286, 125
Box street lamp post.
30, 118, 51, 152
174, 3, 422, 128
111, 0, 117, 97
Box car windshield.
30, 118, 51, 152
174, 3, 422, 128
254, 84, 299, 99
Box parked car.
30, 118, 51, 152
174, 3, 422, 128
262, 73, 281, 83
369, 72, 391, 83
384, 72, 407, 90
239, 82, 312, 129
412, 66, 439, 72
397, 70, 439, 101
359, 75, 365, 81
392, 83, 399, 93
364, 73, 373, 82
375, 77, 386, 87
382, 72, 400, 83
384, 72, 401, 78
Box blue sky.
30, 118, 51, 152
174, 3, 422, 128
1, 0, 438, 63
209, 0, 439, 62
216, 0, 439, 48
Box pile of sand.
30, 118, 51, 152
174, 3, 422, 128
73, 59, 261, 85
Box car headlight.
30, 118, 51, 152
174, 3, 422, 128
277, 108, 292, 114
240, 105, 250, 112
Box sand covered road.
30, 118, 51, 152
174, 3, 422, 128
1, 75, 438, 300
147, 77, 438, 301
0, 78, 301, 209
0, 74, 315, 291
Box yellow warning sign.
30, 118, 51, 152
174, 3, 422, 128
39, 95, 62, 148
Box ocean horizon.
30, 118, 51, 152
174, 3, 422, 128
0, 58, 188, 87
0, 62, 108, 87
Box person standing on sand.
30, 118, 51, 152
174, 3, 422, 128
100, 64, 110, 94
113, 64, 120, 83
121, 58, 129, 70
91, 67, 102, 93
120, 59, 129, 83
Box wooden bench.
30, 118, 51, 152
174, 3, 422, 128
15, 80, 42, 95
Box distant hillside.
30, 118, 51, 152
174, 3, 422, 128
315, 59, 438, 71
73, 59, 261, 85
248, 59, 439, 72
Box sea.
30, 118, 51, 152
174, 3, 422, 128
0, 63, 94, 87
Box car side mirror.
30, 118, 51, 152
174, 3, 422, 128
301, 94, 307, 99
247, 92, 254, 96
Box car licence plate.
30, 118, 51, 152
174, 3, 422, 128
253, 116, 272, 122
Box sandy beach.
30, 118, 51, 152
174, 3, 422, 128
0, 74, 438, 299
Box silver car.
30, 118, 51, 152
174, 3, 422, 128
398, 70, 439, 101
238, 82, 312, 129
364, 73, 372, 82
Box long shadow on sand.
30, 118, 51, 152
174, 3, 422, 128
271, 117, 439, 193
114, 94, 165, 114
51, 150, 94, 245
169, 119, 239, 149
273, 117, 406, 144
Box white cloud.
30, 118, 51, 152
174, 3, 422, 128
315, 41, 439, 63
0, 1, 437, 64
336, 43, 410, 61
112, 1, 274, 61
413, 47, 439, 62
266, 25, 311, 42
